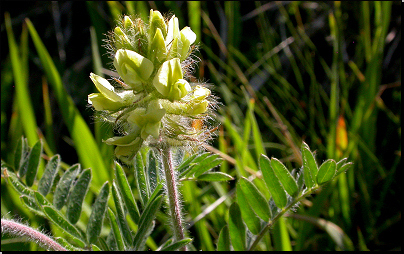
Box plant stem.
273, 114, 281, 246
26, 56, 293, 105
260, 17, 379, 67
1, 218, 67, 251
160, 146, 187, 251
248, 186, 319, 251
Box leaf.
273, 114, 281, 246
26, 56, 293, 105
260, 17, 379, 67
14, 137, 27, 171
20, 195, 44, 217
196, 172, 234, 182
66, 168, 92, 224
236, 183, 261, 235
146, 149, 159, 192
238, 177, 271, 221
216, 225, 231, 251
301, 142, 318, 189
114, 162, 140, 224
228, 203, 246, 251
6, 170, 34, 197
336, 162, 353, 177
270, 157, 299, 197
53, 164, 81, 210
107, 208, 125, 251
259, 155, 287, 209
25, 139, 43, 187
37, 154, 60, 196
193, 155, 223, 178
111, 181, 133, 247
43, 205, 86, 245
134, 152, 150, 206
87, 182, 110, 244
159, 238, 193, 251
177, 152, 210, 178
132, 191, 164, 250
34, 191, 52, 207
316, 159, 337, 184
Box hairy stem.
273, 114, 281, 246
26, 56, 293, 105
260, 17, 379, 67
160, 146, 187, 251
1, 218, 67, 251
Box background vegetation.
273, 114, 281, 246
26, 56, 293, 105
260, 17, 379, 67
1, 1, 401, 251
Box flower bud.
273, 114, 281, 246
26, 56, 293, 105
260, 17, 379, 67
149, 10, 167, 40
114, 49, 154, 91
179, 26, 196, 60
123, 16, 134, 30
127, 100, 166, 139
153, 58, 191, 101
149, 28, 167, 63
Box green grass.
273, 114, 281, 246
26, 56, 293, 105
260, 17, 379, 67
1, 1, 401, 251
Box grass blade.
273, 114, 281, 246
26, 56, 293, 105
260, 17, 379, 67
25, 18, 110, 188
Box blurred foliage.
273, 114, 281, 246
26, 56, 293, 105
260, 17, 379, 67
1, 1, 401, 251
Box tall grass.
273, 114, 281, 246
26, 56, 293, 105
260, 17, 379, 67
1, 1, 400, 251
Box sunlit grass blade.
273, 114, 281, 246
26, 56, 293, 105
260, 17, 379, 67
25, 18, 110, 188
86, 182, 110, 244
5, 13, 38, 147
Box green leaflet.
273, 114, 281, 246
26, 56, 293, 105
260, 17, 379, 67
316, 159, 337, 184
53, 164, 81, 210
66, 169, 92, 224
6, 170, 34, 197
37, 154, 60, 196
270, 157, 299, 197
111, 181, 133, 247
107, 208, 125, 251
114, 162, 140, 224
25, 139, 43, 187
259, 155, 288, 209
132, 189, 164, 250
301, 142, 318, 189
158, 238, 192, 251
196, 172, 233, 182
228, 203, 246, 251
134, 152, 150, 206
86, 182, 110, 244
236, 182, 261, 235
43, 205, 86, 245
216, 225, 231, 251
177, 152, 210, 178
238, 177, 271, 222
20, 195, 44, 217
